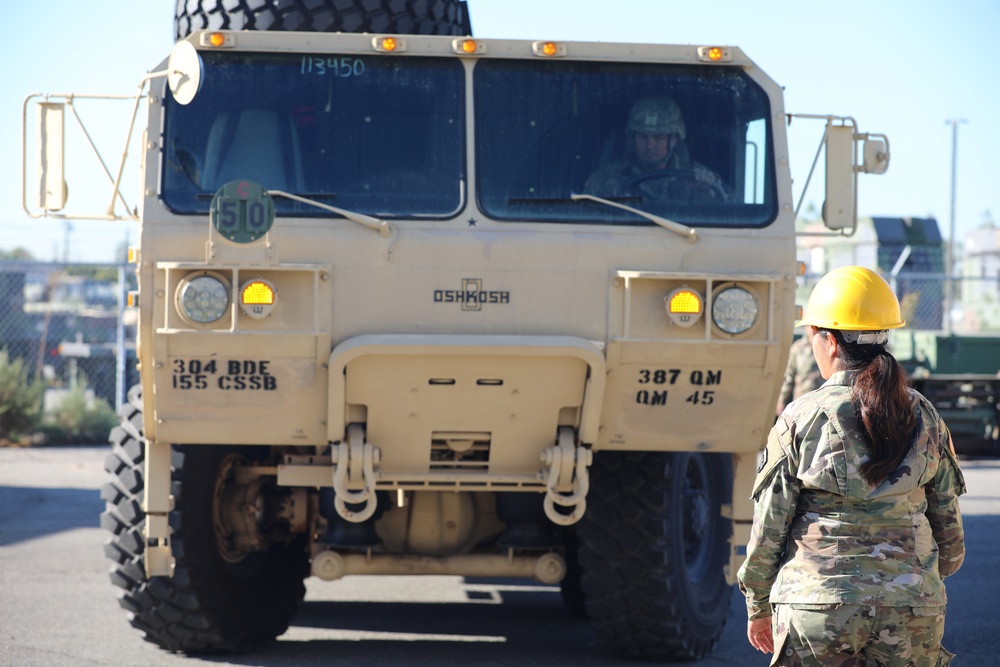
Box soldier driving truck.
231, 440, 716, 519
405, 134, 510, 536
584, 95, 729, 202
22, 4, 891, 660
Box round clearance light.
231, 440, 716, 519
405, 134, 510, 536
712, 286, 759, 334
177, 274, 230, 325
664, 287, 704, 328
240, 279, 276, 319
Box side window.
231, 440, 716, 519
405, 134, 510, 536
744, 118, 768, 205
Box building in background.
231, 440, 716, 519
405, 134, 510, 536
797, 216, 945, 330
961, 224, 1000, 332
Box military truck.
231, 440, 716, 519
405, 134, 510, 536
22, 1, 890, 659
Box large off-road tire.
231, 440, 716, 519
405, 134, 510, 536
101, 385, 309, 653
577, 451, 733, 661
175, 0, 472, 40
559, 529, 588, 619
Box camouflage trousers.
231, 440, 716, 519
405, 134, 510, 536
770, 603, 955, 666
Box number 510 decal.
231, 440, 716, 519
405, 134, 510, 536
210, 180, 276, 244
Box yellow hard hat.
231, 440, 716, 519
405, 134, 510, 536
797, 266, 905, 331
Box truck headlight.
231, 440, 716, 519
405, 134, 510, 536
712, 286, 758, 334
177, 273, 230, 325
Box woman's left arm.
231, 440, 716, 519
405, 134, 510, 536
926, 421, 966, 577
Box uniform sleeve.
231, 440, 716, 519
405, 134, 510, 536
925, 421, 966, 578
737, 418, 801, 620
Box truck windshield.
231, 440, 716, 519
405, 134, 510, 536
475, 59, 777, 228
161, 52, 465, 218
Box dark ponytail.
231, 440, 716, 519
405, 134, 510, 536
820, 329, 916, 486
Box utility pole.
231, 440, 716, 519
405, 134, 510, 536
62, 220, 74, 263
944, 118, 966, 334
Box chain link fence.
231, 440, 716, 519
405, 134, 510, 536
798, 272, 1000, 339
0, 261, 137, 443
798, 270, 1000, 454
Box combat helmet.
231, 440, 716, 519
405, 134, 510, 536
626, 96, 687, 139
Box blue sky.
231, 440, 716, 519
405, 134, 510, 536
3, 0, 998, 262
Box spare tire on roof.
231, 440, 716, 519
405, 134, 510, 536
174, 0, 472, 41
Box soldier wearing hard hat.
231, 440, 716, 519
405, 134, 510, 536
738, 266, 965, 666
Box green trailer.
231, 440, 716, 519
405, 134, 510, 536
891, 331, 1000, 455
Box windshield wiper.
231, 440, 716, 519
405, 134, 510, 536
570, 193, 698, 243
268, 189, 389, 237
507, 195, 642, 205
196, 191, 338, 201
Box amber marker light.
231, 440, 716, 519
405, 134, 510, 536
240, 279, 276, 319
696, 46, 732, 62
199, 32, 234, 47
242, 281, 274, 305
532, 41, 566, 57
452, 38, 485, 54
665, 287, 704, 328
373, 36, 407, 52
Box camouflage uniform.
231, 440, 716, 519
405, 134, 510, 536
583, 95, 726, 202
776, 336, 824, 413
582, 145, 725, 202
737, 370, 966, 666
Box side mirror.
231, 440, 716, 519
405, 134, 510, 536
861, 135, 890, 175
792, 114, 890, 236
167, 40, 203, 106
822, 124, 855, 231
35, 101, 67, 211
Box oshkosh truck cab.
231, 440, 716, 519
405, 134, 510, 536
25, 25, 889, 661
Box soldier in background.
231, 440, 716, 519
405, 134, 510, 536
584, 96, 728, 202
738, 266, 965, 666
775, 333, 824, 416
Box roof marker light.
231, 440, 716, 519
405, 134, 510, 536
373, 36, 407, 52
453, 38, 486, 55
532, 41, 566, 57
696, 46, 731, 62
200, 32, 234, 48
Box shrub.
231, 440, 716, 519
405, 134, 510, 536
0, 349, 43, 441
43, 384, 118, 445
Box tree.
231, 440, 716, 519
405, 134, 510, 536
0, 247, 36, 260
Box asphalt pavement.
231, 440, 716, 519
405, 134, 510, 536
1, 447, 998, 666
